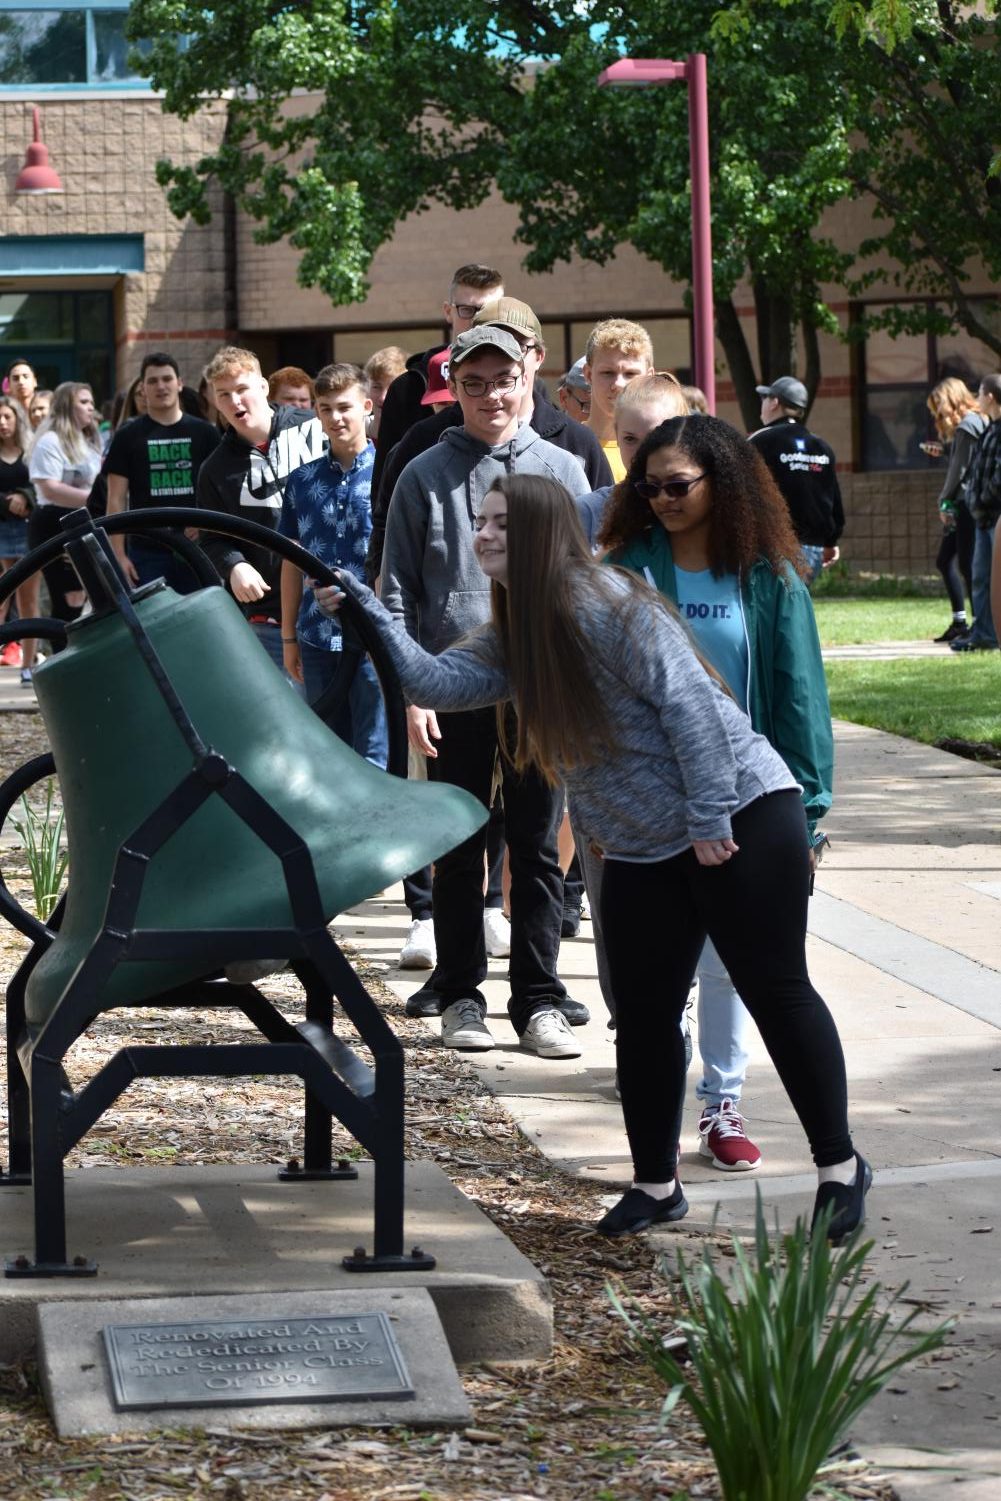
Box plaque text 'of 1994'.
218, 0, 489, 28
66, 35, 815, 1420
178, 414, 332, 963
102, 1314, 414, 1410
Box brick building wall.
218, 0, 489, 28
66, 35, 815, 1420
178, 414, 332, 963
839, 471, 941, 577
1, 95, 231, 392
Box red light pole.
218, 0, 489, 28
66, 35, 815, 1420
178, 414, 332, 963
598, 56, 715, 414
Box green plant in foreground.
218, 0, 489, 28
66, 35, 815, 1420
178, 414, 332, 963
611, 1195, 949, 1501
10, 779, 69, 921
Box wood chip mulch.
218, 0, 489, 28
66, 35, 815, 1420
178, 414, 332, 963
0, 710, 899, 1500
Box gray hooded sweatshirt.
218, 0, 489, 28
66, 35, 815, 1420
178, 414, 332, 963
380, 423, 590, 652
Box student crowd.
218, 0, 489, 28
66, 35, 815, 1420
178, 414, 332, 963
0, 263, 878, 1243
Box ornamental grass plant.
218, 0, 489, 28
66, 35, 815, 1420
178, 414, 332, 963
612, 1195, 949, 1501
10, 779, 68, 921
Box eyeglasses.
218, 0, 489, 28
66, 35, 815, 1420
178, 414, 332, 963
451, 303, 487, 320
456, 374, 520, 397
634, 473, 706, 501
565, 388, 590, 413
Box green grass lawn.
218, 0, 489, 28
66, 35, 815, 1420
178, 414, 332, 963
812, 597, 949, 646
824, 656, 1001, 755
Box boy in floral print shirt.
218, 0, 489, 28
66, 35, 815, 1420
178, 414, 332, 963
278, 363, 387, 766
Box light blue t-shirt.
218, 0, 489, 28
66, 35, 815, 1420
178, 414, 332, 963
674, 566, 748, 710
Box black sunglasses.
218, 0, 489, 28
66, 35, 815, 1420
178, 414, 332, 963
635, 473, 706, 501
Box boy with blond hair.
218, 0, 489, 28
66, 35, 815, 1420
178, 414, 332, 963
583, 318, 655, 481
196, 345, 323, 670
577, 370, 688, 548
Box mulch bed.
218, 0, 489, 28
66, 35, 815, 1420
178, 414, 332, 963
0, 710, 898, 1500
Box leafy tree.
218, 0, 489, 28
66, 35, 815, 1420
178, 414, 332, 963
492, 0, 856, 426
126, 0, 519, 304
127, 0, 1001, 421
841, 1, 1001, 362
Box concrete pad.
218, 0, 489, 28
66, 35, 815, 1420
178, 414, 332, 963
0, 1162, 551, 1367
662, 1159, 1001, 1501
37, 1287, 470, 1437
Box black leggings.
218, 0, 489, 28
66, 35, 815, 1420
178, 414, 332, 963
26, 503, 86, 628
936, 507, 974, 614
600, 790, 852, 1180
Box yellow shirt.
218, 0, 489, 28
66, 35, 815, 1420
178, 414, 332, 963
603, 438, 626, 482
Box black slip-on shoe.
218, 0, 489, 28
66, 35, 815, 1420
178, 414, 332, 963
596, 1183, 689, 1237
812, 1152, 873, 1245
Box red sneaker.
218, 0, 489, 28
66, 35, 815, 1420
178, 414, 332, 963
698, 1100, 761, 1171
0, 641, 23, 668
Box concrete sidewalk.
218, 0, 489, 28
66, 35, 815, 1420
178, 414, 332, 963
336, 719, 1001, 1500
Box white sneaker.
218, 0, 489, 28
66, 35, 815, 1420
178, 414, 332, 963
483, 906, 511, 958
399, 917, 436, 970
520, 1008, 581, 1059
441, 999, 495, 1051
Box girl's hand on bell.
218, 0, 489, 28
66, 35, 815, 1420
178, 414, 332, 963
313, 578, 346, 616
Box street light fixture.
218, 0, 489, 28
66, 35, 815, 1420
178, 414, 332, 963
14, 106, 64, 195
598, 56, 715, 414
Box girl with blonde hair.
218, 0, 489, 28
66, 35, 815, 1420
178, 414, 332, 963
27, 382, 103, 627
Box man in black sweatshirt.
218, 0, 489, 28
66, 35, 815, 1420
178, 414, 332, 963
748, 375, 844, 585
367, 298, 613, 583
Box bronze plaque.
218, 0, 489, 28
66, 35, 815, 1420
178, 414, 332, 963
103, 1313, 413, 1410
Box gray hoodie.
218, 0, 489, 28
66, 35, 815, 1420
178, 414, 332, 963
380, 423, 590, 652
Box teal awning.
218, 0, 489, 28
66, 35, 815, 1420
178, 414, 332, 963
0, 235, 144, 276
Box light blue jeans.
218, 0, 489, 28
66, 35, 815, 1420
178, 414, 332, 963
694, 937, 752, 1107
969, 523, 998, 647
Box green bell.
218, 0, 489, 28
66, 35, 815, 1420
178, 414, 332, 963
25, 583, 485, 1028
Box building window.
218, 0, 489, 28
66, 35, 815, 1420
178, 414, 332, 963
0, 4, 152, 89
858, 300, 1001, 471
0, 289, 115, 406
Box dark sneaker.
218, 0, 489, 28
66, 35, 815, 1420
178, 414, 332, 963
812, 1153, 873, 1244
950, 637, 997, 653
934, 620, 968, 643
698, 1100, 761, 1171
558, 994, 590, 1027
596, 1183, 689, 1237
404, 981, 445, 1018
561, 903, 581, 938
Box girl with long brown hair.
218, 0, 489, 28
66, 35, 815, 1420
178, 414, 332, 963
926, 376, 985, 642
316, 473, 869, 1245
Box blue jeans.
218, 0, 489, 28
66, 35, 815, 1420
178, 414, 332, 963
800, 544, 825, 585
130, 537, 201, 595
969, 523, 998, 646
694, 937, 752, 1106
299, 639, 388, 769
249, 621, 304, 695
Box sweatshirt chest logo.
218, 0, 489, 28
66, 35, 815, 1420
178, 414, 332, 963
238, 419, 324, 509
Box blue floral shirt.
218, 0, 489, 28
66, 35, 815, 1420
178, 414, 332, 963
278, 442, 375, 650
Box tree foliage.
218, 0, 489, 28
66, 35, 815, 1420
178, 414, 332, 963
843, 0, 1001, 360
126, 0, 1001, 417
127, 0, 519, 303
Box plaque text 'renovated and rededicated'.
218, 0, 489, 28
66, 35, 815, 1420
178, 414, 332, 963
103, 1314, 414, 1410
